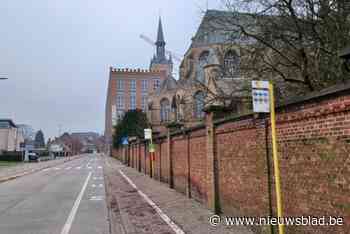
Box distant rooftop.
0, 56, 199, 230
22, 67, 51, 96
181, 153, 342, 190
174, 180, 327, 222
0, 119, 17, 128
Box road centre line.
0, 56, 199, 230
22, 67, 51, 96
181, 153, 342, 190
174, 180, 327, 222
118, 170, 185, 234
60, 172, 92, 234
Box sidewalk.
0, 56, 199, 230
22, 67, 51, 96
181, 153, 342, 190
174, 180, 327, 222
0, 156, 81, 183
104, 156, 253, 234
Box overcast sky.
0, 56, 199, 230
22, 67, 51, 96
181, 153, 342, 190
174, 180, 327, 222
0, 0, 223, 139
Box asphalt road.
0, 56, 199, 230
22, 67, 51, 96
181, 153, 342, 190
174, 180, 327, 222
0, 154, 109, 234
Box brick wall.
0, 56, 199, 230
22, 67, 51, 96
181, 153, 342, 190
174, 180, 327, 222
172, 135, 188, 194
188, 129, 207, 203
160, 140, 169, 183
112, 83, 350, 234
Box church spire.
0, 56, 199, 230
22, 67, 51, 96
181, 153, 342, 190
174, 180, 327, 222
150, 16, 173, 75
156, 17, 165, 45
155, 17, 166, 60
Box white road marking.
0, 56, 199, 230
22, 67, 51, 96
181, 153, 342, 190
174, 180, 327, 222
43, 168, 51, 171
76, 167, 81, 170
118, 170, 185, 234
65, 167, 71, 170
87, 167, 92, 169
98, 184, 104, 188
91, 184, 96, 188
89, 196, 104, 201
60, 172, 92, 234
98, 166, 102, 169
54, 167, 61, 170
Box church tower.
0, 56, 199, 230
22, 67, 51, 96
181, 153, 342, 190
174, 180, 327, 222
150, 17, 173, 76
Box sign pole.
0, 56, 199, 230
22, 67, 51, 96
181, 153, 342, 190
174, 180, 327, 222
269, 82, 284, 234
144, 128, 154, 178
149, 137, 153, 177
150, 137, 154, 178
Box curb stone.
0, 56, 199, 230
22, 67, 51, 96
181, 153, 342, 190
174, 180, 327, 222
0, 156, 82, 184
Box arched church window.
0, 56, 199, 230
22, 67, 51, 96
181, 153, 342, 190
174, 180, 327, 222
224, 50, 240, 78
160, 98, 170, 122
197, 51, 210, 82
194, 91, 205, 119
171, 96, 178, 121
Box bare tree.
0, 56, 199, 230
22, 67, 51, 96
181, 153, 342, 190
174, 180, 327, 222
213, 0, 350, 91
165, 2, 350, 125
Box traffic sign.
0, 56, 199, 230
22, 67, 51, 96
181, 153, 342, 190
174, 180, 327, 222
149, 143, 155, 153
144, 128, 152, 140
121, 137, 129, 145
252, 80, 270, 113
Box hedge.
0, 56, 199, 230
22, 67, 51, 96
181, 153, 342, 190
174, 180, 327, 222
0, 151, 23, 162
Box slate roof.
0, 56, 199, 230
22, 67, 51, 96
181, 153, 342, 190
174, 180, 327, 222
190, 10, 255, 49
155, 75, 178, 94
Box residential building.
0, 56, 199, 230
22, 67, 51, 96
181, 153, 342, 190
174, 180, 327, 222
0, 119, 24, 152
71, 132, 99, 143
71, 132, 100, 153
48, 132, 102, 156
48, 142, 71, 157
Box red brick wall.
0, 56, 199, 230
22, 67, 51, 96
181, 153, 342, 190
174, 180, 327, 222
214, 94, 350, 233
171, 135, 188, 195
140, 144, 146, 174
274, 95, 350, 234
112, 85, 350, 234
111, 148, 122, 161
154, 143, 161, 180
145, 145, 151, 176
160, 140, 169, 183
216, 119, 269, 218
131, 145, 137, 169
188, 130, 207, 203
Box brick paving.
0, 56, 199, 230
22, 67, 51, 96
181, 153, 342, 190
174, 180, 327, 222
103, 156, 253, 234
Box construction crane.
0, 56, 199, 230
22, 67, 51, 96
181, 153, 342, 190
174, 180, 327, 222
140, 34, 183, 63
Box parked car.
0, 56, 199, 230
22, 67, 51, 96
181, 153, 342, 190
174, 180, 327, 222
28, 152, 39, 162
